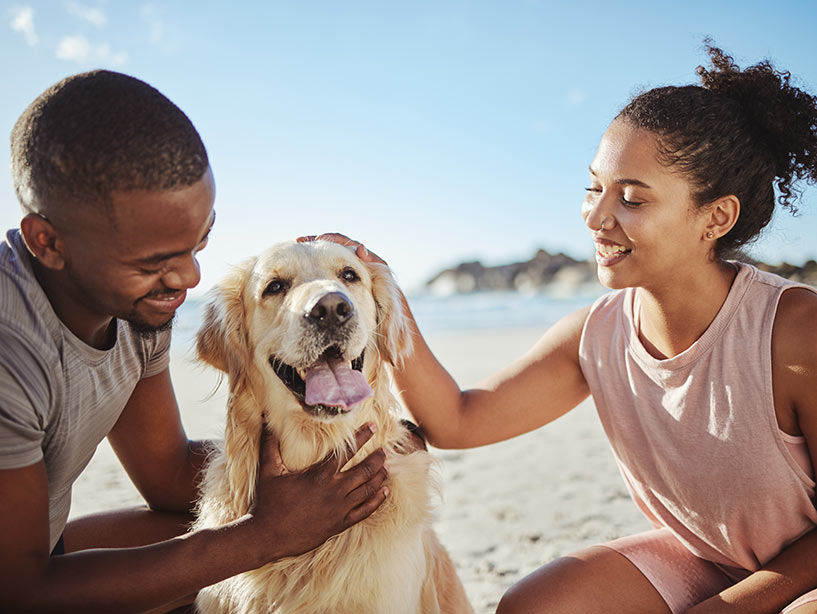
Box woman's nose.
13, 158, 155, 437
582, 193, 614, 231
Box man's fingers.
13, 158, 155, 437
344, 486, 389, 528
259, 427, 289, 477
336, 423, 377, 467
339, 448, 387, 494
345, 464, 389, 508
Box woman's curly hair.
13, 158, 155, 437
618, 42, 817, 259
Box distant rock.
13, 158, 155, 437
425, 250, 817, 295
426, 249, 600, 296
752, 259, 817, 287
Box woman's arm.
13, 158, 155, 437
687, 530, 817, 614
688, 287, 817, 613
396, 298, 591, 448
306, 233, 592, 449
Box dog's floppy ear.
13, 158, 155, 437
196, 262, 253, 384
369, 261, 414, 367
197, 260, 264, 516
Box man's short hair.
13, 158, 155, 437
10, 69, 209, 217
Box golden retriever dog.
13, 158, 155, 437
192, 239, 472, 614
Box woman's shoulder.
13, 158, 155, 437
582, 287, 631, 330
735, 262, 817, 350
774, 286, 817, 350
578, 288, 634, 357
772, 286, 817, 441
587, 286, 629, 312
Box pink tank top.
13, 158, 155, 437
579, 262, 817, 574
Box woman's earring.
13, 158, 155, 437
706, 231, 715, 239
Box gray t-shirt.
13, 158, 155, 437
0, 229, 170, 549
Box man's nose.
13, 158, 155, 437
162, 254, 201, 290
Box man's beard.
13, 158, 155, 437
127, 313, 176, 338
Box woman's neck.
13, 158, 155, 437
635, 260, 738, 360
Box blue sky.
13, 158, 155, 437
2, 1, 817, 294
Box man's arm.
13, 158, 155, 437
0, 370, 389, 612
64, 368, 209, 553
0, 459, 250, 612
106, 368, 208, 514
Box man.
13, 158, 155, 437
0, 70, 389, 613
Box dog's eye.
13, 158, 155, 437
340, 268, 360, 283
263, 279, 289, 296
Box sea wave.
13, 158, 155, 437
172, 289, 604, 352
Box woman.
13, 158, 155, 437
310, 45, 817, 613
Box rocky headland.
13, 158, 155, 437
425, 249, 817, 295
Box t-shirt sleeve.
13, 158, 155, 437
0, 326, 52, 469
142, 328, 171, 378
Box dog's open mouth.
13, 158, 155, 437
269, 347, 371, 417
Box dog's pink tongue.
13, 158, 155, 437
304, 356, 373, 410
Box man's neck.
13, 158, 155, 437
29, 255, 117, 350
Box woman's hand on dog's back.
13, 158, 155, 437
242, 422, 389, 563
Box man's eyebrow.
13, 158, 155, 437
135, 211, 216, 264
588, 167, 652, 189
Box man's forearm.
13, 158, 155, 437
138, 438, 214, 513
17, 515, 265, 614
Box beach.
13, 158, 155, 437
70, 323, 650, 613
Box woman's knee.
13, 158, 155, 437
786, 603, 817, 614
496, 553, 600, 614
497, 546, 670, 614
496, 576, 538, 614
496, 577, 539, 614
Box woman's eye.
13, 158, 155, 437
621, 197, 644, 207
341, 268, 360, 283
263, 279, 288, 296
584, 187, 602, 194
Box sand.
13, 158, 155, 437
70, 325, 650, 613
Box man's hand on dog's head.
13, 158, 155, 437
297, 233, 387, 266
246, 422, 389, 563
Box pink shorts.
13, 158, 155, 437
603, 528, 817, 613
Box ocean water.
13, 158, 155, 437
172, 289, 604, 351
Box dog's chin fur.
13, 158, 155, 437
192, 240, 472, 614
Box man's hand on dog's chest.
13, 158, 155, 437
244, 423, 389, 562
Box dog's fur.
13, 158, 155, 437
192, 240, 472, 614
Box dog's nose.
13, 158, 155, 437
306, 292, 353, 328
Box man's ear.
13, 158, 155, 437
703, 195, 740, 241
19, 213, 66, 270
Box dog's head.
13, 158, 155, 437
197, 239, 413, 425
